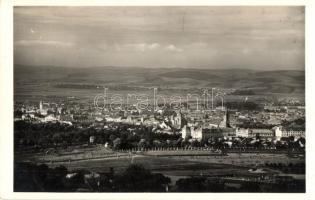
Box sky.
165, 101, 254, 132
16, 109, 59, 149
14, 6, 305, 70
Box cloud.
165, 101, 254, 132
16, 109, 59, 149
15, 40, 74, 48
126, 43, 161, 52
114, 43, 183, 53
110, 43, 161, 52
148, 43, 160, 50
165, 44, 183, 52
14, 7, 304, 69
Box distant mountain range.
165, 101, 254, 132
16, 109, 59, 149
14, 65, 305, 95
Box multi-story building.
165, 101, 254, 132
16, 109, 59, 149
235, 128, 249, 137
274, 126, 305, 140
248, 129, 274, 139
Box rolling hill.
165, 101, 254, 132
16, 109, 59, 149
14, 65, 305, 101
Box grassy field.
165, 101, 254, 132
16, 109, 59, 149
43, 154, 255, 180
15, 144, 305, 182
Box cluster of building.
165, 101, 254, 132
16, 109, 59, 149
17, 101, 73, 125
15, 99, 305, 141
181, 110, 305, 141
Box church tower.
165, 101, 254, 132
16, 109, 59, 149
225, 109, 230, 128
219, 109, 230, 128
39, 101, 43, 112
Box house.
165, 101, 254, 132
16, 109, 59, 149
248, 129, 274, 138
181, 125, 191, 139
181, 125, 233, 140
274, 126, 305, 140
235, 128, 249, 137
43, 114, 57, 122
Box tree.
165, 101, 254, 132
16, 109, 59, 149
113, 138, 121, 150
176, 177, 207, 192
109, 134, 117, 142
14, 162, 68, 192
138, 139, 147, 149
114, 164, 170, 192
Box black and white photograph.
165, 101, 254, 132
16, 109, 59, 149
1, 1, 312, 197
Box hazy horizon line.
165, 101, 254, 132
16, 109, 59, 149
14, 63, 305, 72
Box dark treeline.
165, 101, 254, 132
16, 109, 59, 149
55, 83, 147, 91
226, 101, 263, 111
14, 120, 305, 152
176, 176, 305, 192
14, 121, 180, 150
265, 162, 305, 174
14, 162, 305, 192
15, 162, 68, 192
281, 117, 305, 131
14, 162, 170, 192
231, 89, 256, 95
237, 121, 275, 129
